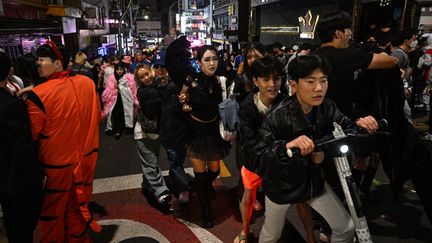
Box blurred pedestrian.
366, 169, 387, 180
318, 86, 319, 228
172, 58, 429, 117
0, 51, 44, 243
102, 63, 138, 139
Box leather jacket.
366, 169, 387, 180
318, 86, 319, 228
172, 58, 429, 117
254, 95, 350, 204
238, 92, 285, 174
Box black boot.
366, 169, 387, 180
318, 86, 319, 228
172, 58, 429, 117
195, 172, 214, 228
207, 169, 220, 200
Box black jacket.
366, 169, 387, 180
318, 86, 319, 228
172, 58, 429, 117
0, 88, 44, 195
254, 95, 349, 204
238, 92, 285, 173
137, 84, 161, 133
70, 63, 94, 81
158, 80, 187, 149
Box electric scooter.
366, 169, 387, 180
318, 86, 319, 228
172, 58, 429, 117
288, 119, 389, 243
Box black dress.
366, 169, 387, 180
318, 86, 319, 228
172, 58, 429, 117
185, 73, 231, 161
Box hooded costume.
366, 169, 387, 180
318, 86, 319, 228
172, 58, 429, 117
26, 69, 102, 242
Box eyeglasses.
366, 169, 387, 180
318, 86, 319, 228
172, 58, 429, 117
45, 40, 63, 64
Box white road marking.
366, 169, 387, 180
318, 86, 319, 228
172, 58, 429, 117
177, 219, 223, 243
97, 219, 169, 242
93, 168, 195, 194
96, 218, 222, 242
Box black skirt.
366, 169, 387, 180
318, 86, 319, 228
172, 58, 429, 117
185, 115, 231, 162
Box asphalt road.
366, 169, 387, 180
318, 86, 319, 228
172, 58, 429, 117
1, 124, 431, 242
92, 126, 432, 242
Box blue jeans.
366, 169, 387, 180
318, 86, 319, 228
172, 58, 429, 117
165, 147, 189, 192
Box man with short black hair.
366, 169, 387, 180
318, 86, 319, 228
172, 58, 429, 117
315, 10, 398, 118
391, 30, 416, 69
256, 55, 379, 243
391, 30, 417, 121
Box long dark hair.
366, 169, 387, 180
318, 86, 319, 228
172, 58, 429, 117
114, 63, 126, 81
197, 45, 218, 61
14, 53, 41, 86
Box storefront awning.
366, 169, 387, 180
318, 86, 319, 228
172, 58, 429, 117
0, 18, 62, 34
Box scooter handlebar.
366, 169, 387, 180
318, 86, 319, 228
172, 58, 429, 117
287, 119, 389, 158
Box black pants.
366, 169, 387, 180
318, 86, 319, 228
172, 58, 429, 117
0, 191, 43, 243
112, 94, 125, 134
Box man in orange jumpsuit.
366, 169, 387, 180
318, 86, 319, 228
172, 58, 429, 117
26, 41, 101, 242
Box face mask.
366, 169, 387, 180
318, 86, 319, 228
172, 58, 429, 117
410, 40, 418, 49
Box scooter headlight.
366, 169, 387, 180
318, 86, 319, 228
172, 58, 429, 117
339, 145, 349, 154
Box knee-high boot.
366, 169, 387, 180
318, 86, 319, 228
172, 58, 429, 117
207, 169, 220, 200
194, 172, 214, 228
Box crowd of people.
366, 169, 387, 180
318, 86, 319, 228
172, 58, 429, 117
1, 9, 432, 243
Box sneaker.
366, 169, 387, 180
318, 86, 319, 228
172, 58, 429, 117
114, 133, 121, 140
158, 193, 172, 206
319, 232, 331, 243
178, 191, 189, 204
157, 193, 174, 214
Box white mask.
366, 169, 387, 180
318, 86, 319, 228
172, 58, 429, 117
410, 40, 418, 49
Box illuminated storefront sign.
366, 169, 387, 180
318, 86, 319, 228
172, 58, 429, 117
298, 10, 319, 39
227, 4, 235, 16
261, 26, 299, 34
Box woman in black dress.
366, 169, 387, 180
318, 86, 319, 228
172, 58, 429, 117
179, 45, 231, 228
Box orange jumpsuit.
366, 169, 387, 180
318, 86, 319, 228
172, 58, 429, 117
26, 71, 101, 242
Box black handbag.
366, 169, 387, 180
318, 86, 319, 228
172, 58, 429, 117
137, 109, 159, 133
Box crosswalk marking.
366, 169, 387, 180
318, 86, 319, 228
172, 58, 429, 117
93, 163, 231, 194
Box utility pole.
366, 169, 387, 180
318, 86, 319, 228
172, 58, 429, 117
400, 0, 409, 30
238, 0, 250, 43
209, 0, 213, 44
351, 0, 362, 40
118, 0, 132, 56
168, 1, 178, 36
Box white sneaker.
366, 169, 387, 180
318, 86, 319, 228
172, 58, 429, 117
178, 191, 189, 203
319, 232, 331, 243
